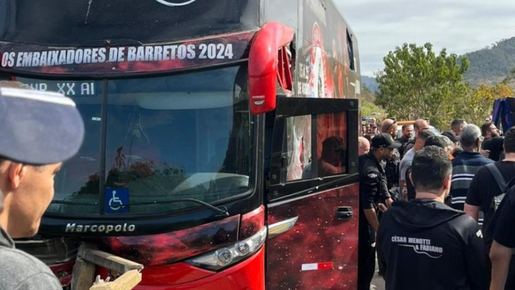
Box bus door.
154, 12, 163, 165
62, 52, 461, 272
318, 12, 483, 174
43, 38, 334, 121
265, 97, 359, 289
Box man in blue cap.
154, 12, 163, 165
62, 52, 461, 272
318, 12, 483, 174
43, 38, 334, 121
0, 84, 84, 289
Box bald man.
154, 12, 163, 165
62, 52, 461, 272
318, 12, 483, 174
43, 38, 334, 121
359, 136, 370, 156
414, 119, 430, 138
381, 118, 398, 137
404, 119, 430, 153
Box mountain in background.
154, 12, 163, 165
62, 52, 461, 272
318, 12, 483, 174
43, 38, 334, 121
361, 75, 378, 92
361, 37, 515, 92
463, 37, 515, 87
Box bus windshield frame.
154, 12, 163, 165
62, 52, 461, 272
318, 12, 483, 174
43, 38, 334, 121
9, 63, 255, 217
0, 0, 259, 46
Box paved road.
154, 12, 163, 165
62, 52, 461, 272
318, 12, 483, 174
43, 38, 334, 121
370, 255, 385, 290
371, 270, 385, 290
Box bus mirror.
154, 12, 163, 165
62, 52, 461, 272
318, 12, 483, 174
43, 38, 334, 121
248, 22, 294, 115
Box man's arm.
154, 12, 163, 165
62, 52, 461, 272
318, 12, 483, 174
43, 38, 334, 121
398, 159, 408, 199
464, 203, 480, 221
319, 160, 342, 175
490, 193, 515, 290
399, 180, 407, 200
399, 153, 413, 201
360, 169, 381, 233
481, 149, 490, 158
462, 221, 489, 290
384, 198, 393, 208
364, 208, 379, 233
490, 241, 512, 290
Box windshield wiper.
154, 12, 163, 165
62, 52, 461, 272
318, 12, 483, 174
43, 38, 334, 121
129, 198, 230, 217
51, 198, 230, 216
51, 200, 98, 206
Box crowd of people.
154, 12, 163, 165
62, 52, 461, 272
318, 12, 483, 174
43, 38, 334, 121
2, 78, 515, 290
358, 117, 515, 290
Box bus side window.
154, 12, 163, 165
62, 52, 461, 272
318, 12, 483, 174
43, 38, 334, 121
283, 112, 348, 182
283, 115, 312, 182
314, 112, 348, 177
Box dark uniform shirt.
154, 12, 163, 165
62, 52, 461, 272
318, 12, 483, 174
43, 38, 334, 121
385, 158, 400, 186
383, 149, 401, 201
359, 152, 389, 244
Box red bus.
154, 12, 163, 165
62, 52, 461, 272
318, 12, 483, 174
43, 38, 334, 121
0, 0, 361, 289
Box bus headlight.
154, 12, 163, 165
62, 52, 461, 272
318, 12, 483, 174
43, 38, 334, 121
215, 248, 233, 266
187, 228, 266, 271
236, 241, 250, 255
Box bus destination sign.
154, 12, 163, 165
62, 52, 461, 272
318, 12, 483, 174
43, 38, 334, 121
0, 32, 254, 76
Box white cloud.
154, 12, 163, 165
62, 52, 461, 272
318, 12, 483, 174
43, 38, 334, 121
336, 0, 515, 76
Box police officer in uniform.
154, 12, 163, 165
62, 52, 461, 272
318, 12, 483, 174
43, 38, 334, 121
381, 118, 401, 201
378, 119, 401, 277
358, 133, 399, 290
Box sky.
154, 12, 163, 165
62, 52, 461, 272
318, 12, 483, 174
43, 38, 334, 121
336, 0, 515, 76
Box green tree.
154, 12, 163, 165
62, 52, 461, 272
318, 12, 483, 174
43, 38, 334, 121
361, 86, 386, 119
459, 83, 513, 125
375, 43, 470, 130
362, 101, 387, 119
501, 67, 515, 85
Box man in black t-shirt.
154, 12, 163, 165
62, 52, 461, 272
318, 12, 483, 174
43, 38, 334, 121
480, 122, 501, 159
465, 127, 515, 231
486, 180, 515, 290
483, 136, 504, 161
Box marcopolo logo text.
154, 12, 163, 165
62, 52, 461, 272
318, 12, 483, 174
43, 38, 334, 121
65, 223, 136, 234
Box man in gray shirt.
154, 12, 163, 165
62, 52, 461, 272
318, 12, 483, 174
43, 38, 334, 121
399, 130, 433, 200
0, 85, 84, 289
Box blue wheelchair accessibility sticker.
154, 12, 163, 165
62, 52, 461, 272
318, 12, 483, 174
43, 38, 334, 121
105, 188, 129, 213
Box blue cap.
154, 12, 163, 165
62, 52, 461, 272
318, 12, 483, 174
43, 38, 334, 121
0, 88, 84, 165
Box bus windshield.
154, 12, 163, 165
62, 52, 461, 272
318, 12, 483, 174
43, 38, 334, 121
16, 65, 252, 215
